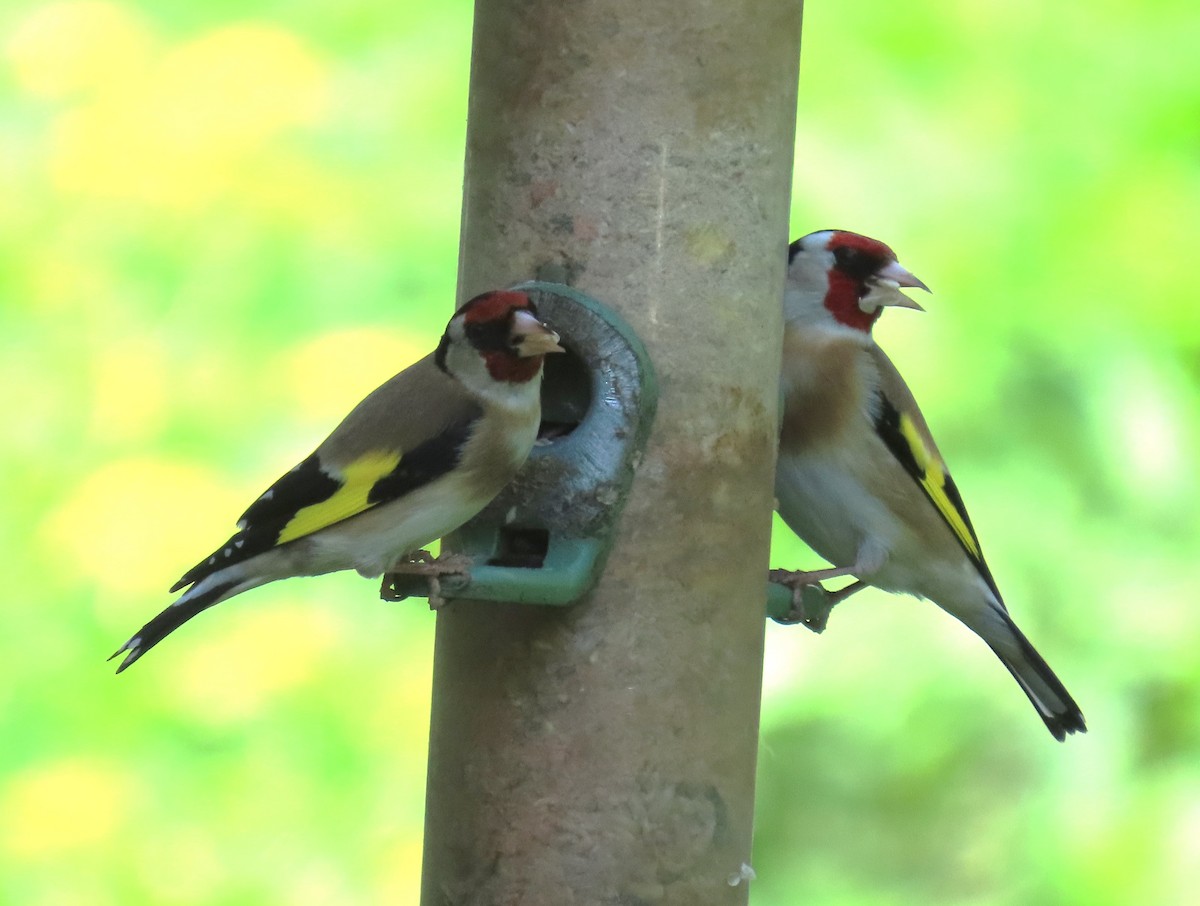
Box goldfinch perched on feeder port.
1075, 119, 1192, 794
111, 290, 563, 673
772, 230, 1086, 741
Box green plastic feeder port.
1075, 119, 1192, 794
381, 281, 658, 606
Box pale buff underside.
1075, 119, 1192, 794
775, 325, 1007, 641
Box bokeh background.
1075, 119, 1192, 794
3, 0, 1198, 903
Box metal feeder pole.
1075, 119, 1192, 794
422, 1, 803, 903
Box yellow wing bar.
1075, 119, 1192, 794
277, 450, 403, 544
896, 413, 982, 561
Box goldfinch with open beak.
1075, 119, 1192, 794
774, 230, 1085, 741
111, 290, 563, 672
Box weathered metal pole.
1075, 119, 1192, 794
422, 1, 803, 903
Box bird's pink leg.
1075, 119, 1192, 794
769, 569, 867, 632
770, 565, 858, 586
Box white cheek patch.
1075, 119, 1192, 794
858, 288, 884, 313
858, 281, 902, 312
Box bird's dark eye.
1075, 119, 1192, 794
832, 246, 879, 282
463, 318, 514, 352
833, 246, 862, 268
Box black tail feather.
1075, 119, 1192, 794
110, 580, 239, 673
989, 614, 1086, 741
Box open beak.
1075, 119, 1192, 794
876, 260, 931, 311
511, 310, 565, 356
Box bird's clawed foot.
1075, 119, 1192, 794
380, 550, 474, 609
769, 569, 864, 633
770, 569, 835, 632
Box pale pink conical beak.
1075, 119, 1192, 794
877, 260, 931, 310
510, 310, 565, 356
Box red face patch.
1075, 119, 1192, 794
821, 231, 898, 333
830, 231, 896, 261
824, 269, 882, 333
482, 352, 543, 384
460, 290, 534, 325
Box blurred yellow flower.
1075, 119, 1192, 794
0, 758, 131, 859
40, 457, 244, 597
5, 1, 152, 100
150, 24, 329, 156
87, 336, 171, 446
168, 599, 343, 724
278, 328, 429, 426
374, 839, 424, 904
36, 15, 329, 208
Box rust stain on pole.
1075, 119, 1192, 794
423, 1, 803, 903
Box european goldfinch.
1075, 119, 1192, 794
111, 290, 563, 672
774, 230, 1086, 740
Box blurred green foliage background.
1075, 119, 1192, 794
2, 0, 1197, 903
